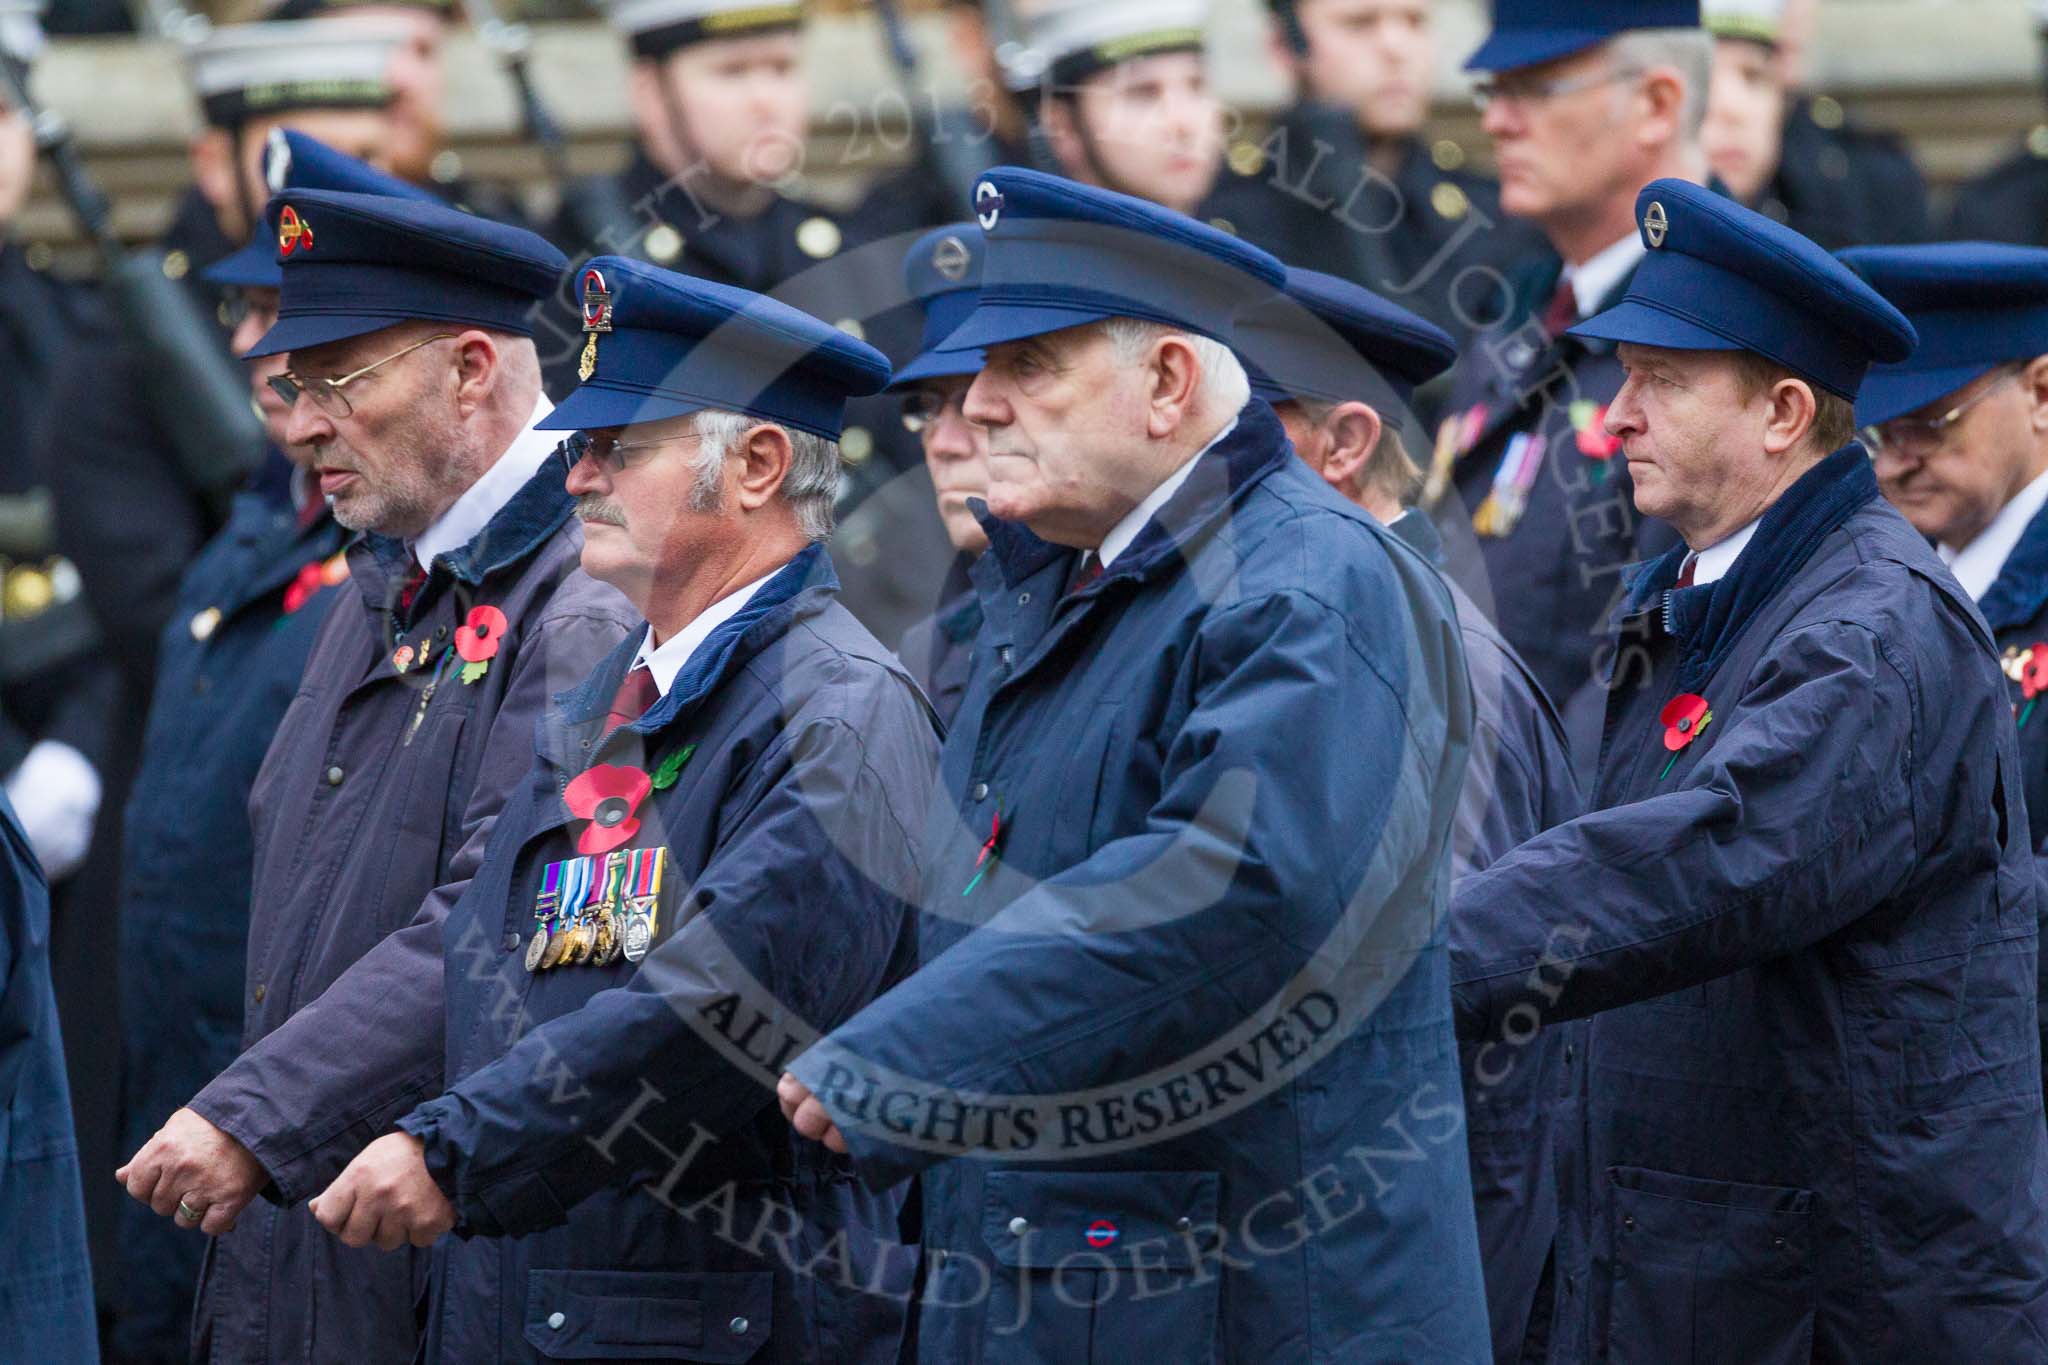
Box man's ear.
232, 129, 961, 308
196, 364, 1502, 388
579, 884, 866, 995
1633, 64, 1688, 155
1316, 401, 1385, 492
449, 331, 502, 418
2023, 355, 2048, 436
1143, 335, 1206, 439
1761, 375, 1819, 457
734, 423, 795, 511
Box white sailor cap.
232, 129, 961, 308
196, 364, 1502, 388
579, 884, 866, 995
602, 0, 805, 60
1702, 0, 1785, 45
1022, 0, 1210, 91
186, 18, 400, 128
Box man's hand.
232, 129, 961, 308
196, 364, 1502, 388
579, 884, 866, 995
116, 1107, 267, 1237
777, 1072, 848, 1154
309, 1132, 454, 1250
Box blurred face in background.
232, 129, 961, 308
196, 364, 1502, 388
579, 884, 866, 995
1046, 51, 1223, 216
1286, 0, 1433, 139
1874, 361, 2048, 551
637, 32, 809, 186
0, 90, 32, 228
1703, 36, 1785, 204
354, 6, 450, 184
228, 289, 297, 454
908, 374, 991, 556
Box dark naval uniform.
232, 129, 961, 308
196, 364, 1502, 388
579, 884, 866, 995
1946, 124, 2048, 247
1426, 255, 1679, 747
1980, 513, 2048, 849
112, 467, 351, 1362
394, 546, 934, 1363
1752, 95, 1931, 250
895, 553, 980, 729
0, 794, 98, 1363
1201, 122, 1539, 342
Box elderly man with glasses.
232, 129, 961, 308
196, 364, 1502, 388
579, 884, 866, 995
116, 189, 637, 1365
1423, 0, 1708, 769
1850, 246, 2048, 847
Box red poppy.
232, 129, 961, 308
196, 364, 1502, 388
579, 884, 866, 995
1660, 693, 1712, 752
455, 604, 509, 663
565, 763, 652, 855
281, 560, 326, 614
2024, 648, 2048, 702
1575, 407, 1622, 461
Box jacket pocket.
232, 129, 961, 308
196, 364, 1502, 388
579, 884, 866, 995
1605, 1165, 1816, 1365
976, 1169, 1221, 1365
523, 1269, 771, 1362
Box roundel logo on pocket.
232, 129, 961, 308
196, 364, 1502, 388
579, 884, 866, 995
1084, 1219, 1119, 1248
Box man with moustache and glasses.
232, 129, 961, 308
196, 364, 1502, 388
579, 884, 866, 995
117, 190, 635, 1364
304, 258, 936, 1364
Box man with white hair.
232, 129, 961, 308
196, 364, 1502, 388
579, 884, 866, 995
779, 167, 1487, 1361
304, 258, 938, 1363
1425, 0, 1708, 759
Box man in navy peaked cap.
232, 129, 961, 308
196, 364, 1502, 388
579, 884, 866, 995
109, 130, 443, 1363
779, 167, 1489, 1361
293, 256, 939, 1363
1237, 266, 1585, 1363
1849, 244, 2048, 873
117, 188, 640, 1364
1451, 180, 2048, 1358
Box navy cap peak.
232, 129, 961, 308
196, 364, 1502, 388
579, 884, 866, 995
1841, 241, 2048, 427
1569, 178, 1915, 400
1466, 0, 1701, 73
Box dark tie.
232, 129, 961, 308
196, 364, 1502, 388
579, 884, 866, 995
1541, 277, 1578, 340
1067, 553, 1103, 598
1675, 556, 1698, 589
397, 565, 428, 612
603, 663, 660, 737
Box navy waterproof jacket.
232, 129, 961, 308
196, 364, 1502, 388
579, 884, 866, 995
1454, 449, 2048, 1360
795, 402, 1494, 1364
395, 545, 937, 1363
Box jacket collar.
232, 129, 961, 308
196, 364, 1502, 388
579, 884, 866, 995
1625, 444, 1877, 691
540, 542, 838, 771
1386, 507, 1446, 565
1974, 496, 2048, 633
350, 436, 582, 616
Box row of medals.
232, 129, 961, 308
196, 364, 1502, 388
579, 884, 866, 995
526, 897, 653, 973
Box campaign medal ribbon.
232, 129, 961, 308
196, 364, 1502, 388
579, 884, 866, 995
1472, 432, 1546, 539
621, 845, 666, 962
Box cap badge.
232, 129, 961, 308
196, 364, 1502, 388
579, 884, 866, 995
933, 235, 971, 282
579, 267, 613, 382
1643, 201, 1669, 249
277, 204, 313, 257
975, 180, 1004, 232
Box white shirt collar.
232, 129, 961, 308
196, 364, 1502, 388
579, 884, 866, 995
1683, 517, 1762, 589
1096, 417, 1237, 568
410, 392, 557, 572
1940, 466, 2048, 603
1565, 231, 1648, 321
631, 567, 782, 696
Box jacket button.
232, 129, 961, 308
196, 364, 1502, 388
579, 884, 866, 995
324, 766, 344, 786
729, 1316, 749, 1335
546, 1311, 565, 1329
1622, 1215, 1636, 1231
1018, 591, 1032, 606
252, 984, 265, 1003
1008, 1215, 1028, 1236
971, 782, 989, 801
502, 934, 521, 952
1175, 1216, 1191, 1232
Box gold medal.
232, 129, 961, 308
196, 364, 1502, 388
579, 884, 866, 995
540, 927, 574, 970
563, 921, 595, 965
591, 911, 618, 966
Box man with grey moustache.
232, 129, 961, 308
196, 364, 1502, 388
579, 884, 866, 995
115, 190, 635, 1364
